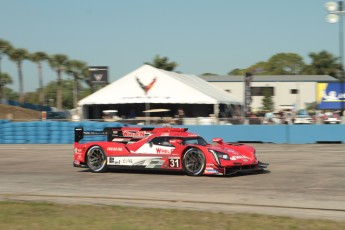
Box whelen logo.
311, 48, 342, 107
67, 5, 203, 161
136, 77, 157, 94
123, 130, 147, 137
156, 148, 173, 154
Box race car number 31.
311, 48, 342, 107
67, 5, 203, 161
169, 158, 180, 168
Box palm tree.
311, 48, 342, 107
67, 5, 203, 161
0, 38, 13, 101
0, 38, 12, 54
29, 52, 49, 105
48, 54, 68, 110
8, 48, 29, 104
0, 72, 13, 86
145, 55, 178, 71
65, 59, 87, 108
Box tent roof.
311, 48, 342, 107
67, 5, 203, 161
78, 65, 242, 106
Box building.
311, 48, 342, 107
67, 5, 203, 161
199, 75, 338, 112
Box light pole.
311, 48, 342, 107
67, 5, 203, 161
325, 1, 345, 118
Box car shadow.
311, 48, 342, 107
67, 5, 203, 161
77, 168, 271, 177
220, 169, 271, 178
78, 168, 186, 176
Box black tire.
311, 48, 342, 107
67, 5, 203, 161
182, 147, 206, 176
86, 146, 108, 173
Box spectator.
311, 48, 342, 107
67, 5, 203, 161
176, 108, 185, 125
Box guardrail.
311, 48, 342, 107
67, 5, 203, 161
0, 120, 344, 144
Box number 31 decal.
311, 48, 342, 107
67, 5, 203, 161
169, 158, 180, 168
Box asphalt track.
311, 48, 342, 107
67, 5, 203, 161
0, 144, 345, 221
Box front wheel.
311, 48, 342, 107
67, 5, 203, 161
182, 148, 206, 176
86, 146, 107, 173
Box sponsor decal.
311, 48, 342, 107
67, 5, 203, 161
136, 77, 157, 94
123, 158, 132, 164
74, 148, 83, 154
112, 138, 130, 142
156, 147, 173, 154
122, 130, 148, 137
107, 157, 126, 165
106, 147, 123, 151
226, 149, 237, 154
74, 148, 83, 160
109, 157, 114, 164
205, 169, 218, 173
187, 134, 198, 137
317, 82, 345, 109
107, 156, 163, 167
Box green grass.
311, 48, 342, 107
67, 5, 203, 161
0, 201, 344, 230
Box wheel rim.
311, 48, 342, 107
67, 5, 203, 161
184, 149, 205, 174
87, 147, 106, 171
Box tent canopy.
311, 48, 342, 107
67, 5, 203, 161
78, 65, 242, 106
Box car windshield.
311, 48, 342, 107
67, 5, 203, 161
149, 136, 208, 147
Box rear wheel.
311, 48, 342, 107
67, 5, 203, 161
183, 148, 206, 176
86, 146, 107, 173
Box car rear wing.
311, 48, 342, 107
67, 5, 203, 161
74, 126, 188, 143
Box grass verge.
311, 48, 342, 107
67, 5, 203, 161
0, 201, 344, 230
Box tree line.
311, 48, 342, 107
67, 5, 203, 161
0, 37, 342, 110
0, 38, 93, 111
226, 52, 340, 77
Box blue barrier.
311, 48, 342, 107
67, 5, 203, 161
0, 120, 123, 144
185, 125, 288, 143
288, 124, 345, 144
0, 120, 344, 144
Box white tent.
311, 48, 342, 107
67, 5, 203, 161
78, 65, 242, 119
80, 65, 241, 105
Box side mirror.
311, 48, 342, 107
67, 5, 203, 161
212, 138, 223, 144
169, 139, 182, 146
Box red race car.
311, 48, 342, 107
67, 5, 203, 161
73, 126, 268, 176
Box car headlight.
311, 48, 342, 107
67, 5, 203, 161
209, 149, 230, 165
